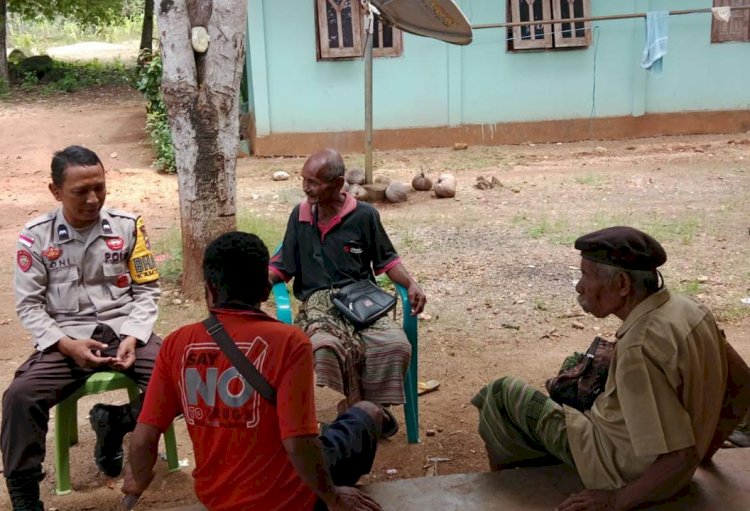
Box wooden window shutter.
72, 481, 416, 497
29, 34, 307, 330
712, 0, 750, 43
317, 0, 364, 59
510, 0, 553, 50
552, 0, 592, 48
372, 16, 404, 57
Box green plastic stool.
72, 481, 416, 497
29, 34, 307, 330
273, 281, 420, 444
53, 371, 180, 495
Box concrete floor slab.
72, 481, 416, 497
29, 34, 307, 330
363, 448, 750, 510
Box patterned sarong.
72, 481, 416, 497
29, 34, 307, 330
471, 376, 575, 468
296, 289, 411, 405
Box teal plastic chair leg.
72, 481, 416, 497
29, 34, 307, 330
53, 371, 180, 495
395, 283, 420, 444
272, 280, 420, 444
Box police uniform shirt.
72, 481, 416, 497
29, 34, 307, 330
15, 207, 160, 351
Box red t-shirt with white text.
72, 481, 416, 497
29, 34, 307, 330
138, 309, 319, 511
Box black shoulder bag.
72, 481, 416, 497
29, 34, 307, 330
202, 314, 276, 406
545, 336, 615, 412
310, 207, 397, 330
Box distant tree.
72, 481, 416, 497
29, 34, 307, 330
1, 0, 129, 80
1, 0, 8, 84
158, 0, 246, 297
139, 0, 154, 55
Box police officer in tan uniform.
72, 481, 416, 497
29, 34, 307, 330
2, 146, 161, 511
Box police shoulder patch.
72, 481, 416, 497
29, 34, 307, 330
128, 217, 159, 284
18, 232, 35, 248
17, 250, 32, 272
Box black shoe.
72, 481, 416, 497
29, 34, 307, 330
89, 403, 130, 477
6, 468, 45, 511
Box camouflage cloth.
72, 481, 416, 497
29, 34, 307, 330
296, 289, 411, 406
471, 376, 576, 468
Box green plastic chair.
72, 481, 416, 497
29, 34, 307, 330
53, 371, 180, 495
272, 281, 420, 444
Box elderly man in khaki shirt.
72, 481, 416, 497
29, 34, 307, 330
472, 226, 750, 511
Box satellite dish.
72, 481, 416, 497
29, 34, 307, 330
370, 0, 473, 45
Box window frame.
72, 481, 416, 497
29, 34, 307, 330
372, 14, 404, 58
316, 0, 364, 59
315, 0, 404, 60
711, 0, 750, 43
507, 0, 592, 52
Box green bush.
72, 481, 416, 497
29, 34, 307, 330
135, 51, 176, 173
7, 57, 135, 93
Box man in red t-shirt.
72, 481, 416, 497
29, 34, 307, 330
123, 232, 393, 510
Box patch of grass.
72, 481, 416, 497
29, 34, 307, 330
153, 212, 287, 286
526, 216, 570, 243
512, 208, 702, 248
8, 59, 136, 96
237, 212, 286, 250
644, 217, 701, 245
580, 211, 702, 246
396, 226, 423, 253
574, 173, 605, 187
675, 280, 702, 296
152, 228, 183, 284
275, 186, 304, 205
511, 213, 575, 245
8, 14, 142, 54
715, 305, 750, 323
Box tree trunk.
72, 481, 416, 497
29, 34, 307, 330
0, 0, 9, 85
139, 0, 154, 54
157, 0, 245, 298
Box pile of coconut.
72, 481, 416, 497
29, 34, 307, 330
343, 167, 456, 203
412, 169, 456, 198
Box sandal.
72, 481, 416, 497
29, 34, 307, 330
417, 379, 441, 396
380, 406, 399, 439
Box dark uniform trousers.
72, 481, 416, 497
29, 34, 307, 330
1, 325, 161, 477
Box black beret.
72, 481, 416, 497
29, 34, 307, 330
574, 226, 667, 270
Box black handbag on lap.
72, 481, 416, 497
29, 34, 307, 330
310, 206, 398, 330
545, 336, 614, 412
331, 279, 398, 330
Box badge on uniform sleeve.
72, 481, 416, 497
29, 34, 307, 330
17, 250, 32, 272
128, 217, 160, 284
57, 224, 69, 241
106, 237, 125, 251
18, 233, 34, 248
102, 219, 113, 234
42, 247, 62, 261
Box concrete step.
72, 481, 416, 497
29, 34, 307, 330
363, 448, 750, 510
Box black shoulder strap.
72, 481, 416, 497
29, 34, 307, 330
202, 314, 277, 406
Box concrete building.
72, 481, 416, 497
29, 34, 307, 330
244, 0, 750, 155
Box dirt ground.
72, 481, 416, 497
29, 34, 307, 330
1, 87, 749, 510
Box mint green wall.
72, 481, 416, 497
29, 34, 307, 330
245, 0, 750, 136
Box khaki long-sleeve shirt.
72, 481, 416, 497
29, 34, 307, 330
15, 207, 160, 351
